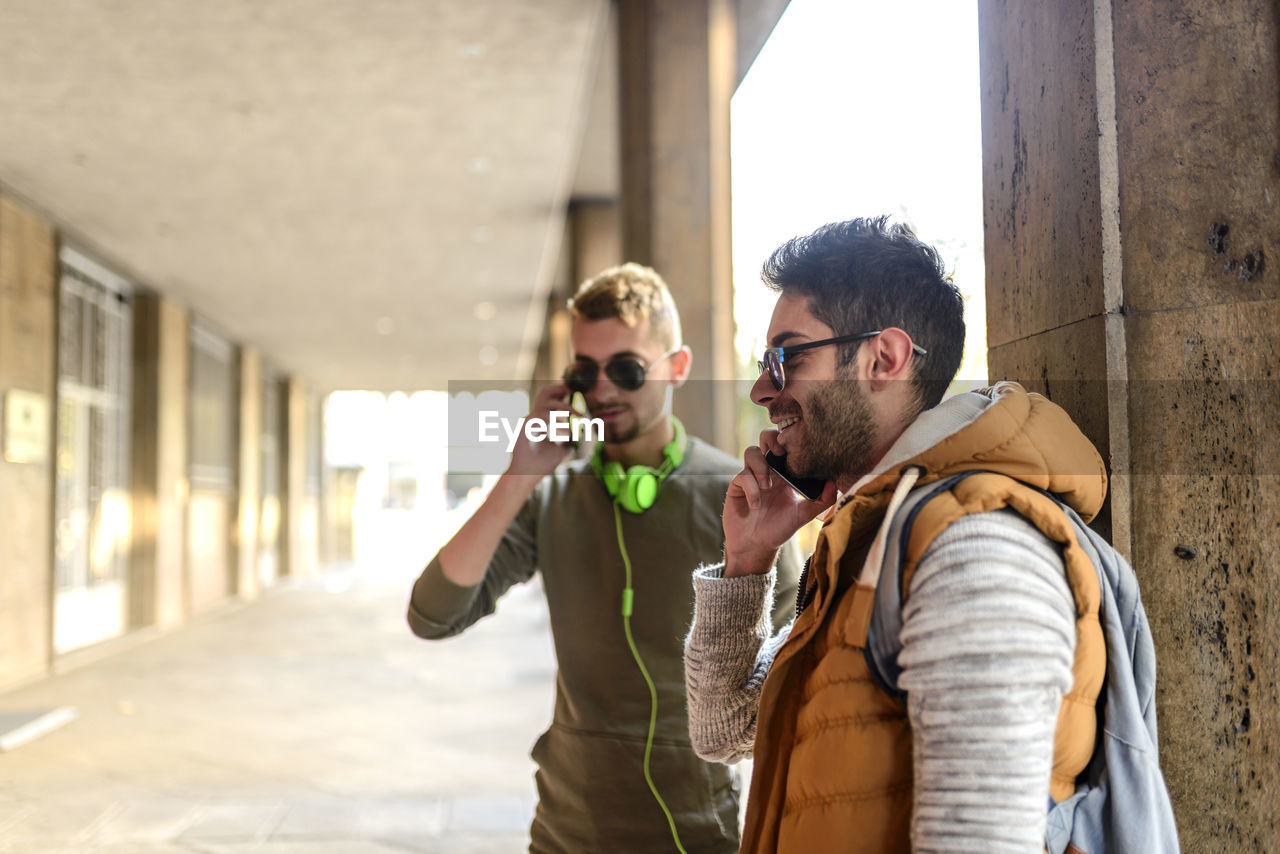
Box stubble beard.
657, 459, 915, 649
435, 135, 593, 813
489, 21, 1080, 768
788, 378, 876, 481
599, 403, 661, 445
596, 385, 670, 446
602, 411, 637, 444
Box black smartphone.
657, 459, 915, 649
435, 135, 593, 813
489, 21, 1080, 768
765, 451, 827, 501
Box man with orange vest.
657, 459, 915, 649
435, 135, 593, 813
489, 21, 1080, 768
685, 216, 1117, 852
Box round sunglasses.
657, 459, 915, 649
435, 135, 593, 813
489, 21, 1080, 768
563, 348, 680, 394
758, 330, 927, 392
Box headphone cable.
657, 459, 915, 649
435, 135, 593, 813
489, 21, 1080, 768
613, 501, 689, 854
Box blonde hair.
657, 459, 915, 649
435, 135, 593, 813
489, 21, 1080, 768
567, 262, 681, 349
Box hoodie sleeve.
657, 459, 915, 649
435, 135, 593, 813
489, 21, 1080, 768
898, 508, 1076, 853
406, 491, 540, 639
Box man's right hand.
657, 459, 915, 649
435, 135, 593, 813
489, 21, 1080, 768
722, 429, 836, 577
438, 383, 582, 588
506, 383, 582, 478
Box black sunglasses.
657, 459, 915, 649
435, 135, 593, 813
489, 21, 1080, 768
563, 348, 679, 394
757, 331, 927, 392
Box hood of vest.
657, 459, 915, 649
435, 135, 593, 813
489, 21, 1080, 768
840, 381, 1107, 523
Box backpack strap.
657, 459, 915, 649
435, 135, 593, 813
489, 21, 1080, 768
1039, 499, 1178, 854
863, 471, 986, 698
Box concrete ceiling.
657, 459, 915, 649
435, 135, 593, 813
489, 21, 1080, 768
0, 0, 617, 391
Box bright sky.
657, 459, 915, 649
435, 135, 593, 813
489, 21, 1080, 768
731, 0, 987, 388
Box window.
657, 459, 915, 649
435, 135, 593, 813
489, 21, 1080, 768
189, 321, 236, 494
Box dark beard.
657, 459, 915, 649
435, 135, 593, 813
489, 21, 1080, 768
599, 404, 662, 445
790, 378, 876, 481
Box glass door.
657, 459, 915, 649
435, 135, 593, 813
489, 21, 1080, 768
53, 249, 132, 654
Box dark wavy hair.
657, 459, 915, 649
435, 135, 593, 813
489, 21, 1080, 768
762, 216, 965, 412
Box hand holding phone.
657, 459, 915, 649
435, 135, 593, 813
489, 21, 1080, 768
507, 383, 578, 476
765, 451, 828, 502
722, 445, 833, 578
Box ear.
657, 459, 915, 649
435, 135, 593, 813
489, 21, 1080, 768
668, 345, 693, 388
865, 328, 918, 391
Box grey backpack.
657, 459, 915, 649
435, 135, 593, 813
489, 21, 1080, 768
863, 472, 1180, 854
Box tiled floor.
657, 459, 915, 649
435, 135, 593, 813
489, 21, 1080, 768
0, 512, 556, 853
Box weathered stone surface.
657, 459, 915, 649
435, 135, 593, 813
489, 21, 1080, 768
979, 0, 1106, 348
988, 316, 1117, 540
1133, 471, 1278, 853
980, 0, 1279, 848
1125, 302, 1277, 476
1112, 2, 1279, 315
1110, 5, 1280, 837
988, 314, 1110, 458
1125, 301, 1278, 852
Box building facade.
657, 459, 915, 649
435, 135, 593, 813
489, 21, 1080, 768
0, 191, 325, 691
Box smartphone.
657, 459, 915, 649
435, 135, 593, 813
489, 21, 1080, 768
765, 451, 827, 501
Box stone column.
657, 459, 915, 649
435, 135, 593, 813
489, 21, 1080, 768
570, 198, 622, 289
278, 376, 316, 579
234, 347, 262, 598
0, 191, 57, 689
530, 200, 620, 389
530, 220, 574, 388
129, 292, 190, 629
980, 0, 1279, 848
617, 0, 738, 452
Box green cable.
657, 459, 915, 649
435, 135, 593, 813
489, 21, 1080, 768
613, 502, 689, 854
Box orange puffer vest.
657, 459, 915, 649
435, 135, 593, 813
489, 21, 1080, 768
740, 383, 1109, 853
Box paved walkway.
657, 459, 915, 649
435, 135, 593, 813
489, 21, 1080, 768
0, 511, 557, 853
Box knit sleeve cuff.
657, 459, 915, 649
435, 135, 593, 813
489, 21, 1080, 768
692, 563, 776, 643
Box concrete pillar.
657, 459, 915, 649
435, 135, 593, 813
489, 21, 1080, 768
234, 347, 262, 598
570, 199, 622, 289
278, 376, 316, 579
0, 191, 57, 689
567, 201, 621, 385
531, 200, 619, 388
979, 1, 1279, 848
129, 292, 189, 629
545, 309, 573, 385
530, 220, 574, 387
309, 391, 324, 570
618, 0, 737, 452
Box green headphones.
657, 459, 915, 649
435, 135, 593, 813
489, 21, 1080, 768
590, 417, 686, 513
598, 415, 692, 851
